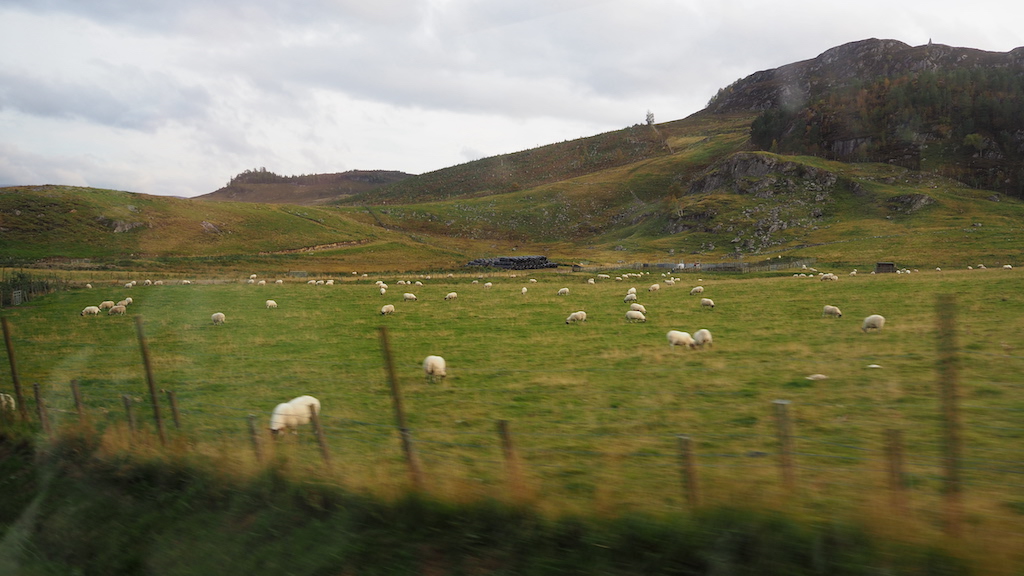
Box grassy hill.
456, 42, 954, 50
197, 169, 412, 205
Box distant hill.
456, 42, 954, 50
196, 168, 413, 205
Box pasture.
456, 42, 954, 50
3, 267, 1024, 561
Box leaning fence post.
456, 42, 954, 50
122, 395, 136, 440
378, 326, 424, 490
937, 293, 962, 536
33, 383, 51, 437
134, 315, 166, 446
773, 400, 796, 491
677, 434, 701, 508
248, 415, 264, 464
885, 428, 907, 512
70, 379, 85, 423
497, 419, 526, 499
1, 317, 28, 422
164, 389, 181, 430
309, 404, 331, 468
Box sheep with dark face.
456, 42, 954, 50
822, 305, 842, 318
667, 330, 695, 349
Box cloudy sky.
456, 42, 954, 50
1, 1, 1021, 198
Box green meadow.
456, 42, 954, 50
3, 266, 1024, 563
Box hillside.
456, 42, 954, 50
197, 168, 412, 205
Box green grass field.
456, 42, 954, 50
3, 266, 1024, 568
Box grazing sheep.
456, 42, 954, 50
258, 280, 267, 286
108, 305, 127, 315
521, 287, 528, 295
623, 293, 638, 303
250, 274, 257, 280
125, 297, 133, 305
587, 278, 595, 284
625, 310, 647, 323
308, 280, 317, 285
153, 280, 164, 286
316, 280, 325, 286
98, 300, 115, 310
116, 300, 129, 308
648, 284, 660, 292
81, 306, 101, 316
379, 287, 387, 296
275, 279, 284, 284
484, 282, 493, 288
693, 328, 713, 349
700, 298, 715, 309
565, 310, 587, 324
380, 304, 395, 315
1004, 264, 1013, 270
667, 330, 695, 349
822, 305, 843, 318
423, 355, 447, 382
689, 286, 704, 295
211, 312, 226, 325
0, 393, 14, 413
529, 279, 537, 283
181, 280, 192, 285
820, 273, 838, 281
403, 293, 418, 301
124, 282, 133, 289
627, 287, 637, 295
557, 287, 570, 296
269, 395, 321, 436
326, 279, 335, 285
629, 303, 647, 314
862, 314, 886, 333
247, 279, 255, 284
444, 292, 458, 300
266, 300, 278, 309
85, 283, 93, 289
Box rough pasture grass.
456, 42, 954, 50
4, 269, 1024, 554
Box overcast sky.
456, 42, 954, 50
1, 1, 1022, 198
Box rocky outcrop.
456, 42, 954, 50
686, 153, 838, 197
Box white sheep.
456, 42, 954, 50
181, 280, 192, 285
247, 279, 256, 285
565, 310, 587, 324
308, 280, 317, 285
275, 279, 284, 284
108, 305, 127, 315
557, 287, 570, 296
521, 287, 528, 295
266, 300, 278, 309
822, 305, 842, 318
689, 286, 704, 295
124, 282, 133, 289
380, 304, 395, 315
116, 299, 129, 308
379, 287, 387, 296
629, 303, 647, 314
627, 287, 637, 295
587, 278, 595, 284
667, 330, 695, 348
269, 395, 321, 436
648, 283, 660, 292
693, 328, 713, 349
211, 312, 226, 325
85, 283, 93, 289
257, 280, 267, 286
81, 306, 101, 316
820, 273, 838, 281
0, 393, 15, 413
700, 298, 715, 309
529, 279, 537, 283
625, 310, 647, 322
153, 280, 164, 285
99, 300, 115, 310
423, 355, 447, 382
862, 314, 886, 333
250, 274, 257, 280
484, 282, 493, 288
403, 293, 418, 301
326, 279, 335, 285
623, 293, 638, 303
444, 292, 458, 300
1004, 264, 1013, 270
125, 297, 133, 305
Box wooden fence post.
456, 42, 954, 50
134, 315, 166, 446
33, 383, 51, 437
70, 379, 85, 423
309, 403, 331, 468
937, 294, 962, 536
885, 428, 907, 512
773, 399, 796, 491
497, 419, 526, 499
164, 389, 181, 430
677, 434, 701, 508
122, 395, 136, 441
1, 317, 28, 422
248, 415, 263, 464
378, 326, 424, 490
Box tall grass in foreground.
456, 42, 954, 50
2, 267, 1024, 572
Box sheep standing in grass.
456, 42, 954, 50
108, 305, 127, 315
627, 287, 637, 295
566, 311, 587, 324
624, 293, 638, 303
693, 329, 713, 349
629, 303, 647, 314
0, 393, 14, 413
211, 312, 226, 325
423, 355, 447, 382
625, 310, 647, 323
557, 287, 570, 296
822, 305, 842, 318
862, 314, 886, 333
689, 286, 704, 295
99, 300, 116, 310
700, 298, 715, 310
648, 283, 660, 292
81, 306, 101, 316
445, 292, 458, 300
521, 287, 528, 295
380, 304, 395, 315
403, 293, 418, 301
269, 395, 321, 436
667, 330, 695, 349
266, 300, 278, 309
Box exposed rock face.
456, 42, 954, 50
686, 153, 837, 197
887, 193, 936, 214
95, 216, 146, 233
200, 221, 221, 234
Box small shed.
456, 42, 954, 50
875, 262, 896, 274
